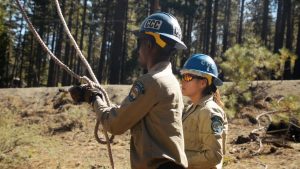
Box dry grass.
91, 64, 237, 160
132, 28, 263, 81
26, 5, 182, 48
0, 82, 300, 169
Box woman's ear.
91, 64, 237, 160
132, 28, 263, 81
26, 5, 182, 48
199, 79, 208, 88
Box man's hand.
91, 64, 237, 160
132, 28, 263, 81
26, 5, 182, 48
69, 85, 103, 104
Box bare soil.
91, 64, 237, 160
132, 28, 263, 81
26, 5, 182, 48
0, 81, 299, 169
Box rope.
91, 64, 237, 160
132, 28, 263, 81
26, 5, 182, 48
16, 1, 114, 168
15, 0, 81, 82
53, 0, 115, 158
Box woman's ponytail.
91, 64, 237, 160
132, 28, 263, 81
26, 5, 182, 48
203, 80, 224, 108
213, 89, 224, 108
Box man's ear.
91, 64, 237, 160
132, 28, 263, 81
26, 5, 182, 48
146, 39, 154, 49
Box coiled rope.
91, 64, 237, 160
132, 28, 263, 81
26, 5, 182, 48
15, 1, 114, 168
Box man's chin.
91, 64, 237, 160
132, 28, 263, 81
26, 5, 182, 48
138, 61, 147, 69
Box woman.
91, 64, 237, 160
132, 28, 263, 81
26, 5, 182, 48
181, 54, 228, 169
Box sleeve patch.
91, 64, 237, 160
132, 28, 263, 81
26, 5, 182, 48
211, 116, 224, 134
128, 81, 145, 102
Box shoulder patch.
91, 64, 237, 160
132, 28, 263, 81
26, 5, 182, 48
211, 116, 224, 134
128, 81, 145, 102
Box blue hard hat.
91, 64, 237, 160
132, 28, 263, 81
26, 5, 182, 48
180, 54, 223, 86
139, 12, 187, 50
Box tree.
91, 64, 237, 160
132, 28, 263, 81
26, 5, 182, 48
203, 0, 213, 54
62, 0, 75, 86
150, 0, 160, 13
0, 1, 10, 87
293, 13, 300, 79
210, 0, 219, 57
109, 0, 128, 84
274, 0, 284, 53
48, 0, 66, 86
237, 0, 245, 44
282, 0, 293, 79
0, 32, 9, 87
32, 0, 50, 86
261, 0, 269, 45
74, 0, 88, 76
98, 0, 112, 83
222, 0, 231, 52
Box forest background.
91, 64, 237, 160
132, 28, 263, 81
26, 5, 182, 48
0, 0, 299, 88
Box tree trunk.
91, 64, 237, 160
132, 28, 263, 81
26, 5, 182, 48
49, 0, 65, 86
204, 0, 213, 54
237, 0, 245, 44
222, 0, 231, 53
0, 32, 9, 88
98, 0, 111, 83
47, 23, 57, 86
285, 0, 293, 50
210, 0, 219, 57
76, 0, 88, 75
69, 1, 81, 84
121, 3, 128, 84
62, 0, 74, 86
27, 9, 36, 87
283, 0, 292, 79
12, 15, 25, 81
261, 0, 269, 45
18, 31, 27, 84
180, 0, 188, 67
150, 0, 160, 13
274, 0, 284, 53
33, 1, 48, 87
109, 0, 128, 84
87, 14, 94, 65
293, 14, 300, 79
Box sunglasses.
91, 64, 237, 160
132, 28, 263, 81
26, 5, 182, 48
181, 74, 205, 82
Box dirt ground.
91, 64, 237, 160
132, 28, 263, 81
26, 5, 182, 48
0, 81, 300, 169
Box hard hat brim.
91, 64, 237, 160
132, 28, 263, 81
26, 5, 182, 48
213, 78, 223, 86
133, 30, 187, 50
160, 33, 187, 50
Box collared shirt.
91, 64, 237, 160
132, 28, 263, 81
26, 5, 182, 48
182, 95, 228, 169
93, 61, 188, 169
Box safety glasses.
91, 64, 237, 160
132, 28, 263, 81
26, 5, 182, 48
181, 74, 205, 82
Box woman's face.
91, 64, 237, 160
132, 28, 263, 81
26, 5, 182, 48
181, 74, 207, 98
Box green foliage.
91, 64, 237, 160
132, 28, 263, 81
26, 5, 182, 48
278, 48, 298, 76
219, 38, 282, 82
0, 0, 8, 34
270, 96, 300, 123
217, 38, 297, 116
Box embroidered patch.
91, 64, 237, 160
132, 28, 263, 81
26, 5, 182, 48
128, 81, 145, 102
211, 116, 224, 134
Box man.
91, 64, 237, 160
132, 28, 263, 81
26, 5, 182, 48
70, 12, 188, 169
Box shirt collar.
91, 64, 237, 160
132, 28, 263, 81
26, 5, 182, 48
183, 95, 213, 121
195, 94, 214, 107
148, 61, 171, 74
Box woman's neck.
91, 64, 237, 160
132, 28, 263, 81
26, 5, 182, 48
190, 93, 203, 105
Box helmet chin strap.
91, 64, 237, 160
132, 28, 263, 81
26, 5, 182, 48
202, 74, 213, 86
145, 32, 167, 48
